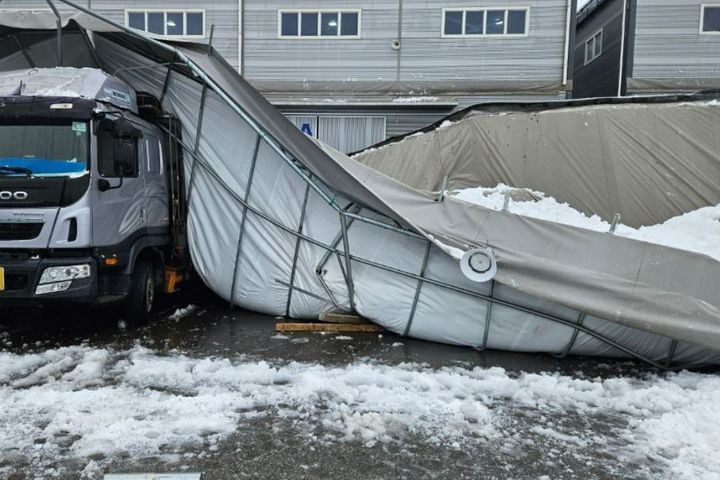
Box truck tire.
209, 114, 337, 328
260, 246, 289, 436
124, 259, 156, 324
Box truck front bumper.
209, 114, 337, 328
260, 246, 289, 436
0, 255, 117, 304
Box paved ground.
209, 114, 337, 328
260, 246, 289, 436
0, 285, 676, 479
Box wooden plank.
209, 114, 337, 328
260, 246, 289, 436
318, 312, 371, 325
276, 322, 384, 333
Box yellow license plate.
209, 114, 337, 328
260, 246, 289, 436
0, 267, 4, 292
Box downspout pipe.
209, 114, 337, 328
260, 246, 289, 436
617, 0, 629, 96
561, 0, 573, 88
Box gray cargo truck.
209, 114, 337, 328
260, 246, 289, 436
0, 68, 188, 322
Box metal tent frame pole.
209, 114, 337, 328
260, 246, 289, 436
403, 241, 431, 337
45, 0, 63, 67
478, 280, 495, 351
228, 134, 262, 308
556, 313, 586, 359
339, 213, 356, 313
184, 83, 209, 207
11, 36, 35, 68
285, 182, 312, 317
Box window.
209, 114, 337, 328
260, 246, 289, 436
0, 123, 88, 177
126, 10, 205, 38
584, 29, 603, 65
279, 10, 361, 38
97, 122, 139, 178
146, 137, 162, 175
701, 5, 720, 33
442, 8, 529, 37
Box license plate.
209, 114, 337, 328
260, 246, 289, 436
0, 267, 4, 291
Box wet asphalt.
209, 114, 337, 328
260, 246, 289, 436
0, 283, 661, 480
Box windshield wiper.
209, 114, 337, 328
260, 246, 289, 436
0, 166, 33, 177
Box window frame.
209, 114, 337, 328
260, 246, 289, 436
145, 137, 163, 176
700, 4, 720, 34
441, 7, 530, 38
97, 131, 139, 179
584, 28, 603, 65
278, 9, 362, 39
125, 9, 206, 39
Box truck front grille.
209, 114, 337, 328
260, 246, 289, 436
0, 222, 44, 241
2, 273, 28, 291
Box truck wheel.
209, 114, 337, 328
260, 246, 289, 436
124, 259, 155, 324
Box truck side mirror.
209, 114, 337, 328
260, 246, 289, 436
98, 178, 121, 192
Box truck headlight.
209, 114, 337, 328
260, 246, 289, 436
36, 264, 91, 295
36, 281, 73, 295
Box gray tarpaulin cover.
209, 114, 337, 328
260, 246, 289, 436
1, 6, 719, 366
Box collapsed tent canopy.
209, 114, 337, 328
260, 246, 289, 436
2, 5, 720, 369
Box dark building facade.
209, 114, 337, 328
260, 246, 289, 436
574, 0, 720, 99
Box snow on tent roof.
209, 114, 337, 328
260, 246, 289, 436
0, 67, 137, 113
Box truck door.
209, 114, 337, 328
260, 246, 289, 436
92, 119, 147, 247
142, 135, 169, 231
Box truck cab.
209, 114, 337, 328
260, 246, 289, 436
0, 68, 187, 322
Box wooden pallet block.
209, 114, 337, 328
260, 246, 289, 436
318, 312, 371, 325
275, 322, 384, 333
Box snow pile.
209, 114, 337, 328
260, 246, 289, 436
168, 304, 197, 321
1, 345, 719, 479
392, 96, 440, 104
452, 184, 720, 261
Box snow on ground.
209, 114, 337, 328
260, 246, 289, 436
0, 345, 719, 479
452, 184, 720, 261
168, 304, 197, 321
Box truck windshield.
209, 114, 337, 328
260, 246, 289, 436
0, 122, 89, 177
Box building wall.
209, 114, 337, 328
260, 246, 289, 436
242, 0, 399, 85
573, 0, 625, 98
242, 0, 573, 95
399, 0, 569, 87
629, 0, 720, 92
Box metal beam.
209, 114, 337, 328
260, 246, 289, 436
275, 279, 326, 303
403, 241, 431, 337
285, 182, 312, 317
340, 213, 356, 312
184, 83, 209, 207
159, 56, 175, 105
228, 134, 262, 308
45, 0, 63, 67
556, 313, 586, 359
78, 27, 105, 70
207, 24, 215, 54
665, 339, 679, 368
479, 280, 495, 351
12, 35, 35, 68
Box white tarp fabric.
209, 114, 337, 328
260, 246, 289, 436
1, 7, 720, 366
